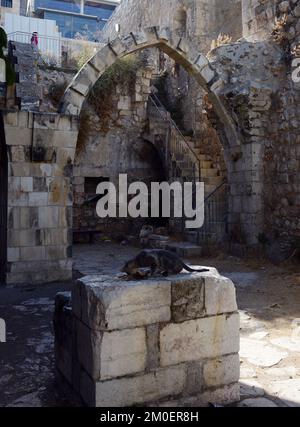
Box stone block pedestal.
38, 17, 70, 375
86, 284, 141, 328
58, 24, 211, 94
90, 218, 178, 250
54, 268, 240, 407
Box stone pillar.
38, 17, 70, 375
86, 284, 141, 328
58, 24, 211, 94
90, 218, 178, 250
54, 269, 240, 407
4, 111, 79, 285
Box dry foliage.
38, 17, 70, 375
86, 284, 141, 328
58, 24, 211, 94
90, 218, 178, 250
88, 55, 143, 133
211, 33, 232, 50
271, 15, 290, 50
76, 55, 144, 153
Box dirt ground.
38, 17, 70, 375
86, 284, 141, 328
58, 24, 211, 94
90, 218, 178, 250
0, 242, 300, 407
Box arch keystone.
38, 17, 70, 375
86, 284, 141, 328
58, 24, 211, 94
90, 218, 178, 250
89, 45, 117, 71
193, 54, 210, 71
109, 37, 127, 56
200, 65, 215, 84
121, 34, 138, 52
131, 30, 148, 45
70, 63, 99, 96
143, 27, 159, 43
157, 27, 170, 43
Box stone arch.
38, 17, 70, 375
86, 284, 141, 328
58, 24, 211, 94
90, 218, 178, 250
59, 27, 241, 150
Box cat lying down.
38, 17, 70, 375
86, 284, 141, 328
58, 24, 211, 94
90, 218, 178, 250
120, 249, 209, 279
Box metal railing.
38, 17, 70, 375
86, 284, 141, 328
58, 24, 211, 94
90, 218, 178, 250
149, 91, 229, 240
149, 91, 201, 182
196, 180, 228, 245
8, 31, 62, 66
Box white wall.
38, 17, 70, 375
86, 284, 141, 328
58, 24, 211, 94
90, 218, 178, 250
4, 13, 61, 63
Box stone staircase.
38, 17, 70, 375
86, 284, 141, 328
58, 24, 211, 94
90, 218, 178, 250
146, 95, 223, 195
144, 92, 228, 251
9, 41, 42, 111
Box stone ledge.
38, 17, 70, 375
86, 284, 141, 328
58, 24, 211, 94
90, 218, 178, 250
72, 268, 237, 331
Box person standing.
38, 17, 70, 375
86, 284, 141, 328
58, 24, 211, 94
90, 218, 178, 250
30, 32, 38, 51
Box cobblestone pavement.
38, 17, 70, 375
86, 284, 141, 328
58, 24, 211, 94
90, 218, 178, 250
0, 243, 300, 406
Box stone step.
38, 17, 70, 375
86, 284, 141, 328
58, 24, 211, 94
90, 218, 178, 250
16, 82, 42, 100
201, 168, 219, 178
200, 160, 213, 169
193, 151, 211, 161
180, 168, 194, 178
203, 176, 224, 186
204, 184, 217, 194
176, 160, 192, 170
166, 242, 202, 258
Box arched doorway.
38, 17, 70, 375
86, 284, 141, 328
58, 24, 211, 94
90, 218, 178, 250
59, 27, 261, 251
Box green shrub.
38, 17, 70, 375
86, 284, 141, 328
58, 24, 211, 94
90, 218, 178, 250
88, 54, 144, 133
0, 27, 7, 52
0, 27, 15, 86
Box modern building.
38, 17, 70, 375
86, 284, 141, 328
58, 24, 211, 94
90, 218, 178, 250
0, 0, 24, 25
28, 0, 120, 41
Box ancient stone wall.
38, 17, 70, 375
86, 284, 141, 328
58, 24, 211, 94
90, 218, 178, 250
210, 18, 300, 243
103, 0, 242, 53
242, 0, 277, 41
54, 269, 240, 407
4, 111, 79, 284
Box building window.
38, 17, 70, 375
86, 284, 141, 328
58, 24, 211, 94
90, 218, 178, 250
1, 0, 13, 8
35, 0, 81, 14
44, 10, 104, 40
84, 1, 115, 19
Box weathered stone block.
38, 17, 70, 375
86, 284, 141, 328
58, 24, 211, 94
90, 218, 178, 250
20, 246, 46, 261
170, 276, 205, 322
28, 192, 48, 207
5, 127, 32, 146
56, 270, 239, 407
100, 328, 147, 380
200, 64, 215, 84
204, 275, 238, 315
81, 365, 186, 407
131, 30, 148, 45
71, 63, 99, 96
73, 276, 171, 331
38, 206, 59, 228
20, 177, 33, 192
19, 207, 38, 229
52, 131, 78, 149
7, 247, 20, 262
109, 38, 127, 56
76, 320, 102, 380
203, 354, 240, 388
160, 313, 240, 367
146, 324, 160, 371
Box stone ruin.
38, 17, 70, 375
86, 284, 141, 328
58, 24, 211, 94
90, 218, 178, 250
54, 268, 240, 407
1, 0, 300, 407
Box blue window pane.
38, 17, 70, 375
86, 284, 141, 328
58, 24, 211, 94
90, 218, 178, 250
44, 10, 103, 41
84, 2, 115, 19
1, 0, 13, 7
35, 0, 81, 14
